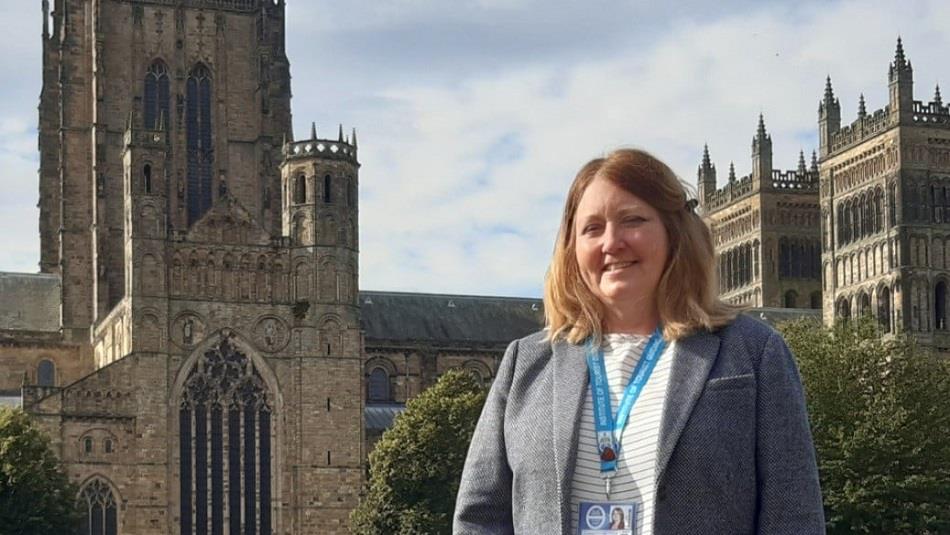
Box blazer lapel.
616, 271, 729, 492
551, 339, 588, 531
655, 330, 721, 484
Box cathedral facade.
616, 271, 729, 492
2, 1, 546, 534
818, 39, 950, 353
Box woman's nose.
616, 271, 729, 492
602, 223, 624, 253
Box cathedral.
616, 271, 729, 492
699, 38, 950, 354
0, 1, 540, 533
1, 2, 949, 533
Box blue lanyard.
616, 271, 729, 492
585, 328, 666, 495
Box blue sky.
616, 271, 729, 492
1, 0, 948, 297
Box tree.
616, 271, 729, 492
0, 407, 81, 534
350, 370, 489, 535
780, 318, 950, 534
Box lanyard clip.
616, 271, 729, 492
603, 471, 615, 500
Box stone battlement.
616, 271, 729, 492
283, 138, 358, 164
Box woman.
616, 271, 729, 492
453, 149, 824, 534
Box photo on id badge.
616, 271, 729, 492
578, 502, 636, 534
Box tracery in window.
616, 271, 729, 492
180, 337, 272, 535
79, 479, 118, 535
144, 60, 170, 130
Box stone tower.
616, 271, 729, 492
819, 38, 950, 353
699, 116, 822, 309
28, 1, 364, 533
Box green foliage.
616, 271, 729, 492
350, 370, 489, 535
780, 318, 950, 534
0, 407, 81, 534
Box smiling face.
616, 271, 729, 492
573, 176, 669, 329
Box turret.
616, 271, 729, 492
888, 37, 914, 123
280, 124, 360, 307
697, 144, 717, 206
818, 76, 841, 158
751, 114, 772, 189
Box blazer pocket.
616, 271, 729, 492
704, 373, 755, 392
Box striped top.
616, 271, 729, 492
569, 334, 675, 535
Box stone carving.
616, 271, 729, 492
253, 316, 289, 352
172, 313, 205, 349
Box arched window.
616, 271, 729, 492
37, 359, 55, 386
779, 239, 789, 278
784, 290, 798, 308
936, 281, 947, 330
144, 60, 170, 130
104, 439, 114, 454
367, 367, 390, 403
323, 174, 332, 203
186, 64, 213, 226
79, 479, 118, 535
294, 175, 306, 204
879, 286, 892, 333
860, 292, 871, 317
83, 437, 94, 454
836, 298, 851, 320
143, 163, 152, 194
180, 338, 272, 535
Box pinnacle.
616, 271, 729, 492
895, 36, 906, 65
935, 84, 943, 106
858, 93, 867, 116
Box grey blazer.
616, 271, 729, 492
453, 315, 825, 534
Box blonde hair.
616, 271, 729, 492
543, 148, 740, 343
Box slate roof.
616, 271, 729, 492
364, 404, 406, 431
0, 272, 61, 332
358, 291, 544, 345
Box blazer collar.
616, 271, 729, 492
551, 339, 588, 532
656, 329, 721, 483
550, 329, 722, 518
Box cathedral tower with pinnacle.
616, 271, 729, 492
29, 1, 364, 533
698, 115, 822, 310
819, 38, 950, 352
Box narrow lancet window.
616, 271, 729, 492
187, 64, 214, 225
145, 61, 170, 130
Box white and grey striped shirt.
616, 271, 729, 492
569, 334, 675, 535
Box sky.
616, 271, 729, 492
1, 0, 948, 298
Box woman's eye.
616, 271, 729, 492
623, 216, 645, 225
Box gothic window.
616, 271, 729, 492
186, 64, 213, 226
859, 292, 871, 317
37, 359, 55, 386
836, 297, 851, 320
888, 183, 897, 226
879, 286, 892, 333
323, 175, 332, 203
779, 239, 789, 278
84, 437, 94, 455
367, 367, 390, 403
936, 280, 947, 330
104, 439, 114, 454
294, 174, 306, 204
145, 60, 170, 130
180, 337, 272, 535
144, 164, 152, 194
79, 479, 118, 535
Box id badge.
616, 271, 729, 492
577, 501, 637, 535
